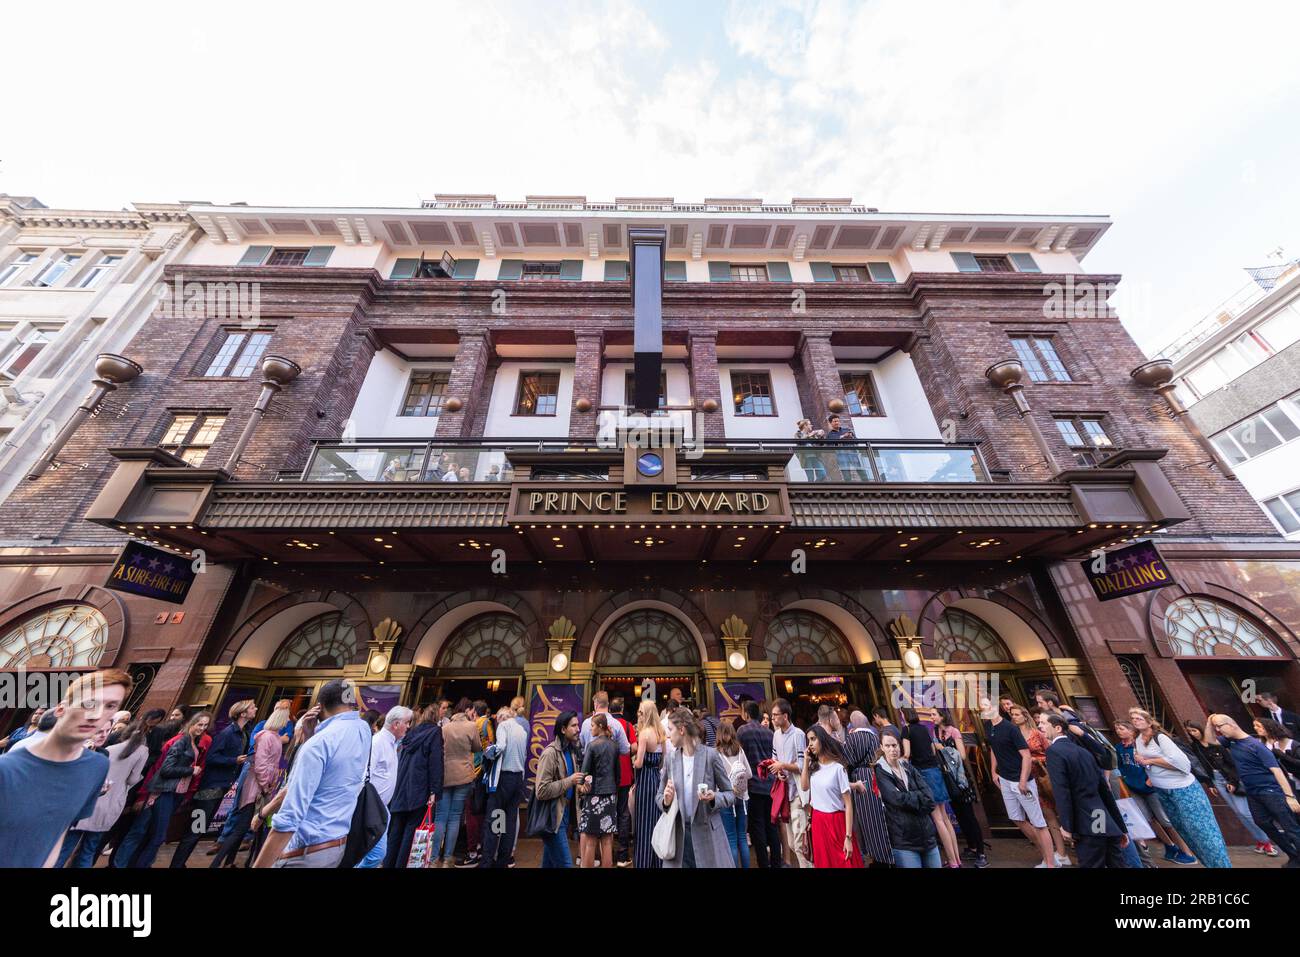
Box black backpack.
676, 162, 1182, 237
338, 735, 388, 868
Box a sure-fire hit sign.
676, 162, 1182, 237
105, 541, 195, 605
1081, 539, 1174, 602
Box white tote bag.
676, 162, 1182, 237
651, 793, 679, 860
1115, 796, 1157, 842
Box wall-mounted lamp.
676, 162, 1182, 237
28, 354, 142, 480
985, 359, 1062, 473
550, 652, 569, 673
224, 355, 301, 473
1131, 359, 1236, 479
728, 651, 747, 671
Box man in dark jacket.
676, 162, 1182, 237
169, 700, 254, 868
1039, 712, 1129, 868
383, 709, 444, 867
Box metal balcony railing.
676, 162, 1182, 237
291, 438, 990, 485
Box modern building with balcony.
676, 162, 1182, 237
0, 194, 1296, 834
1157, 260, 1300, 540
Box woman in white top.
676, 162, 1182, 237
714, 720, 752, 867
799, 725, 863, 868
1130, 708, 1231, 868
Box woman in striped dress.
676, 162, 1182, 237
845, 711, 892, 864
632, 699, 664, 869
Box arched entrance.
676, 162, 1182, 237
592, 607, 704, 710
1163, 595, 1293, 729
416, 612, 530, 711
765, 609, 863, 727
245, 611, 361, 719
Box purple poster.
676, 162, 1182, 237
359, 684, 402, 716
527, 684, 584, 784
713, 682, 767, 725
105, 541, 195, 605
1081, 540, 1174, 602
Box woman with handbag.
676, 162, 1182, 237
114, 711, 212, 868
654, 709, 736, 868
211, 708, 288, 868
1011, 705, 1070, 867
1114, 719, 1197, 864
799, 724, 863, 868
533, 710, 584, 868
632, 700, 664, 869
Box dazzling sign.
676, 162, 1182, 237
105, 541, 196, 605
1081, 540, 1174, 602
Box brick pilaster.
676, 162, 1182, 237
688, 332, 725, 440
436, 330, 491, 438
797, 331, 844, 428
569, 330, 604, 440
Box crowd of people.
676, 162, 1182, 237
3, 670, 1299, 870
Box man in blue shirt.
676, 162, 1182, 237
0, 669, 129, 867
1212, 713, 1300, 867
254, 680, 370, 868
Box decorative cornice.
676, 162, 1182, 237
789, 484, 1081, 528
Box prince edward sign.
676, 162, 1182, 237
106, 541, 196, 605
1081, 540, 1174, 602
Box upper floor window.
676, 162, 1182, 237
514, 371, 560, 416
1011, 336, 1071, 382
0, 325, 57, 381
522, 261, 563, 280
267, 248, 309, 266
834, 265, 867, 282
1054, 415, 1114, 466
203, 330, 271, 377
1262, 487, 1300, 535
0, 252, 39, 287
729, 264, 768, 282
1210, 394, 1300, 465
34, 253, 82, 287
160, 412, 227, 465
401, 370, 450, 416
841, 372, 883, 416
76, 254, 124, 289
952, 252, 1038, 273
731, 370, 776, 416
624, 370, 667, 411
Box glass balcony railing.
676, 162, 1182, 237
292, 438, 988, 484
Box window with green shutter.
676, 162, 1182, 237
497, 260, 524, 281
452, 258, 479, 279
708, 261, 732, 282
559, 260, 584, 281
951, 252, 980, 272
867, 262, 896, 282
809, 262, 836, 282
237, 246, 272, 267
665, 261, 687, 282
766, 262, 792, 282
604, 260, 629, 281
302, 246, 334, 267
389, 258, 420, 280
1010, 253, 1040, 273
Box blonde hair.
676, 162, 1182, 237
229, 699, 256, 721
637, 699, 660, 735
1127, 707, 1166, 739
263, 708, 291, 734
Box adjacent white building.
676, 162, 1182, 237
0, 195, 199, 501
1159, 260, 1300, 539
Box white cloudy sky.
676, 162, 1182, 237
5, 0, 1300, 352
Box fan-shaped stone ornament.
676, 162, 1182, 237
373, 617, 403, 643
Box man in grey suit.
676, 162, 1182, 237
656, 709, 737, 868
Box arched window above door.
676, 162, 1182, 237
270, 612, 358, 669
1163, 596, 1282, 657
933, 608, 1011, 663
596, 610, 699, 667
764, 611, 853, 666
0, 604, 109, 669
438, 614, 529, 669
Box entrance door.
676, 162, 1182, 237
597, 672, 702, 712
1182, 662, 1289, 730
417, 675, 521, 712
771, 674, 874, 728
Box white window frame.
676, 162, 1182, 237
33, 252, 83, 288
76, 253, 125, 289
0, 251, 40, 287
1210, 396, 1300, 464
0, 324, 60, 380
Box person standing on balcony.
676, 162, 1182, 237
824, 413, 855, 440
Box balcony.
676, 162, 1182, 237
292, 438, 988, 485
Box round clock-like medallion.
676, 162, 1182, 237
636, 451, 664, 477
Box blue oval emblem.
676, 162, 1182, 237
637, 452, 664, 477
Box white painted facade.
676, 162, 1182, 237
0, 196, 198, 505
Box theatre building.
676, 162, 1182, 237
1, 194, 1297, 825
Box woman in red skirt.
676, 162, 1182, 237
800, 725, 864, 868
